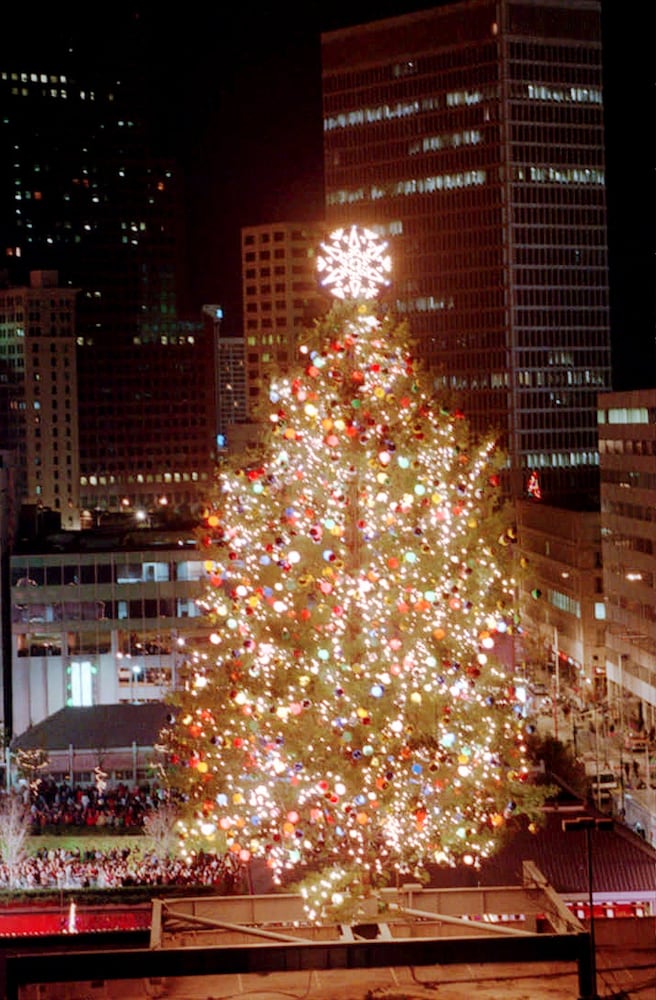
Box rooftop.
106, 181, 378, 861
10, 703, 169, 752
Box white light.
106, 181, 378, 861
317, 225, 391, 300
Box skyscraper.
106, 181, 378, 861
0, 271, 79, 525
202, 303, 249, 451
321, 0, 612, 502
0, 27, 216, 520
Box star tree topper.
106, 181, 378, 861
317, 225, 392, 300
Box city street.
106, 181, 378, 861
530, 674, 656, 846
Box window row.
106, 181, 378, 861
599, 439, 656, 457
601, 469, 656, 491
606, 594, 656, 626
12, 596, 201, 625
16, 627, 200, 658
243, 230, 307, 245
243, 248, 308, 263
12, 559, 206, 587
601, 499, 656, 524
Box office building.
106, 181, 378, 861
0, 270, 79, 525
598, 389, 656, 736
241, 221, 326, 415
516, 498, 605, 699
0, 42, 216, 520
321, 0, 612, 501
77, 313, 216, 521
9, 524, 211, 737
202, 304, 249, 452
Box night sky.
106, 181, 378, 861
2, 2, 653, 389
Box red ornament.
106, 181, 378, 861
527, 470, 542, 500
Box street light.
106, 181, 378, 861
562, 816, 613, 1000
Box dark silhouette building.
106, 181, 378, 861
0, 22, 216, 520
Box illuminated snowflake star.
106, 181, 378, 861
317, 225, 392, 300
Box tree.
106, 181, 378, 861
14, 747, 49, 800
0, 792, 31, 887
162, 229, 549, 919
527, 733, 588, 800
142, 800, 180, 859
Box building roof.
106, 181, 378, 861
488, 808, 656, 895
426, 806, 656, 897
10, 703, 169, 751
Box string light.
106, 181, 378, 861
162, 227, 547, 918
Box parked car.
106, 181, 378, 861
590, 771, 618, 800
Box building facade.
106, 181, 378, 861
77, 314, 217, 521
321, 0, 612, 501
9, 525, 210, 737
202, 304, 249, 452
0, 44, 217, 521
516, 498, 605, 701
241, 221, 327, 416
0, 271, 80, 526
598, 389, 656, 736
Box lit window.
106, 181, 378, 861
70, 660, 94, 706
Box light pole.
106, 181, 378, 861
618, 652, 624, 734
173, 632, 186, 688
550, 625, 561, 741
562, 816, 613, 1000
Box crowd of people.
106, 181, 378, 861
0, 844, 245, 892
24, 778, 164, 831
0, 779, 248, 892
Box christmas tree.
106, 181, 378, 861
162, 227, 548, 919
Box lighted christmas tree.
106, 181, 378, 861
162, 226, 547, 918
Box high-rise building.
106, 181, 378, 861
0, 271, 80, 526
202, 304, 249, 453
77, 314, 216, 521
598, 389, 656, 737
241, 221, 327, 415
321, 0, 612, 501
0, 36, 216, 519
